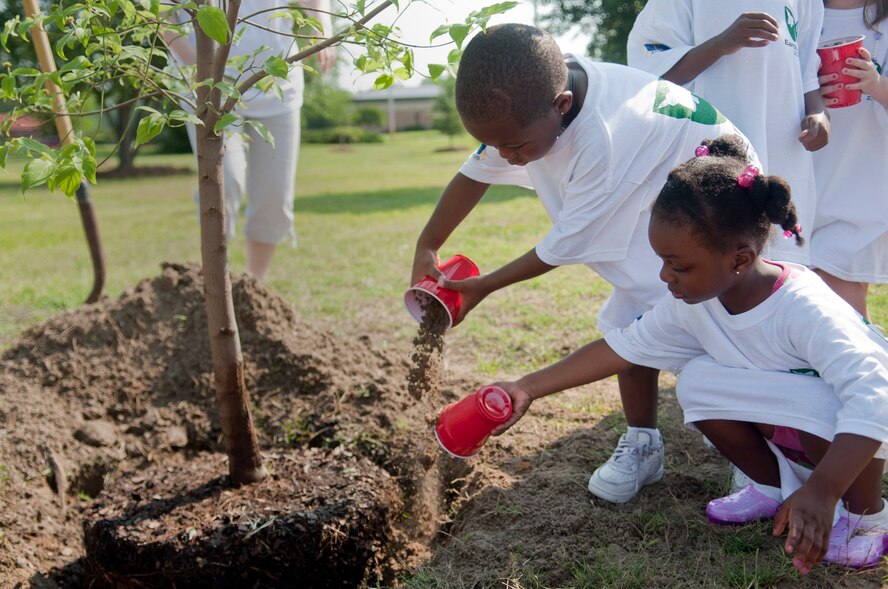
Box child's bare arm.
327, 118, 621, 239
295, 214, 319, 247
491, 339, 635, 435
440, 248, 556, 324
773, 433, 881, 574
661, 13, 779, 86
412, 173, 489, 285
799, 89, 829, 152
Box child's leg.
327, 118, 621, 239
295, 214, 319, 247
796, 431, 884, 516
617, 365, 658, 427
696, 420, 780, 488
587, 365, 664, 504
814, 269, 869, 320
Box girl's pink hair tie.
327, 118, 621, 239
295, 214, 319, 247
694, 145, 709, 157
784, 224, 802, 239
737, 165, 760, 188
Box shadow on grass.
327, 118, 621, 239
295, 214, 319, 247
406, 394, 888, 589
294, 184, 535, 215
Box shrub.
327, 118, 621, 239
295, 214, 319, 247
301, 126, 382, 144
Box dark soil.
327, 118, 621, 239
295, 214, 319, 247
406, 295, 449, 402
1, 262, 885, 588
0, 262, 471, 588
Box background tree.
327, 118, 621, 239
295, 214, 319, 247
540, 0, 647, 64
431, 74, 462, 149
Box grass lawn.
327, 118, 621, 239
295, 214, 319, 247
3, 130, 888, 587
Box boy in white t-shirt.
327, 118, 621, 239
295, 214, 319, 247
411, 23, 757, 504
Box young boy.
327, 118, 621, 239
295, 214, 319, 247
411, 23, 756, 503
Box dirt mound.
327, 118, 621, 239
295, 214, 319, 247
0, 262, 467, 587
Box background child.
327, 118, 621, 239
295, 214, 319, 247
489, 135, 888, 573
627, 0, 829, 266
411, 23, 757, 504
811, 0, 888, 320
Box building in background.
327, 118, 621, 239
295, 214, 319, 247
351, 85, 441, 134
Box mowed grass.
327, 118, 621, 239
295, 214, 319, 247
0, 130, 603, 374
4, 130, 888, 587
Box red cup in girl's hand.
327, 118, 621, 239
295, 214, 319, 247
404, 254, 480, 329
817, 35, 866, 108
435, 385, 513, 457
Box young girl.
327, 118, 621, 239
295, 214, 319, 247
488, 135, 888, 573
811, 0, 888, 320
627, 0, 830, 267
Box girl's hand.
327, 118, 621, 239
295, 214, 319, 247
716, 13, 780, 56
490, 381, 536, 436
799, 112, 829, 151
437, 275, 491, 325
772, 485, 836, 574
842, 47, 885, 97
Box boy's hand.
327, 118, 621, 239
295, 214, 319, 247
772, 485, 836, 574
716, 13, 780, 56
799, 112, 829, 151
411, 248, 442, 286
489, 381, 535, 436
437, 275, 491, 324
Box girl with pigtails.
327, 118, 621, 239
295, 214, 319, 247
484, 135, 888, 573
811, 0, 888, 321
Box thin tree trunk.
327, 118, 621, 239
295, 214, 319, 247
194, 1, 265, 486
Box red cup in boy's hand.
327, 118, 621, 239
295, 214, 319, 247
817, 35, 866, 108
404, 254, 480, 329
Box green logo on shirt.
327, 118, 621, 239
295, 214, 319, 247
653, 80, 726, 125
784, 6, 798, 42
789, 367, 820, 377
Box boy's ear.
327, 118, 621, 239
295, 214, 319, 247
553, 91, 573, 115
733, 245, 756, 274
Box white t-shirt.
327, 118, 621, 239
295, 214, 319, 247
605, 264, 888, 447
811, 8, 888, 283
170, 0, 312, 116
459, 59, 753, 325
627, 0, 822, 265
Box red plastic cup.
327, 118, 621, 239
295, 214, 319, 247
817, 35, 865, 108
404, 254, 480, 329
435, 385, 513, 458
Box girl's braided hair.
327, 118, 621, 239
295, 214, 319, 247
652, 134, 804, 253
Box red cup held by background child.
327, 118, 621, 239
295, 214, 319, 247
404, 254, 480, 329
435, 385, 513, 458
817, 35, 866, 108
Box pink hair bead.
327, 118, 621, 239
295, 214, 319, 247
783, 230, 794, 239
737, 165, 760, 188
694, 145, 709, 157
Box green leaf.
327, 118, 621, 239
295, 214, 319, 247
55, 166, 81, 197
373, 73, 394, 90
213, 113, 240, 133
428, 64, 445, 81
355, 0, 365, 15
21, 159, 53, 193
81, 153, 97, 184
393, 67, 410, 80
196, 5, 229, 45
429, 24, 450, 42
0, 144, 10, 169
262, 56, 289, 79
246, 120, 274, 148
447, 48, 462, 64
134, 114, 165, 147
449, 24, 471, 50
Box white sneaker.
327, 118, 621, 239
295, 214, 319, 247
588, 428, 664, 503
729, 464, 754, 494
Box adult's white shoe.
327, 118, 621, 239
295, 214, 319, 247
588, 428, 664, 503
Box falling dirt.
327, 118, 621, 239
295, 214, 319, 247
406, 294, 449, 403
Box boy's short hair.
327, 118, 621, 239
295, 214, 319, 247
455, 23, 567, 127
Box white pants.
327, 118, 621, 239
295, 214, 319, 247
186, 100, 301, 246
675, 355, 888, 461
